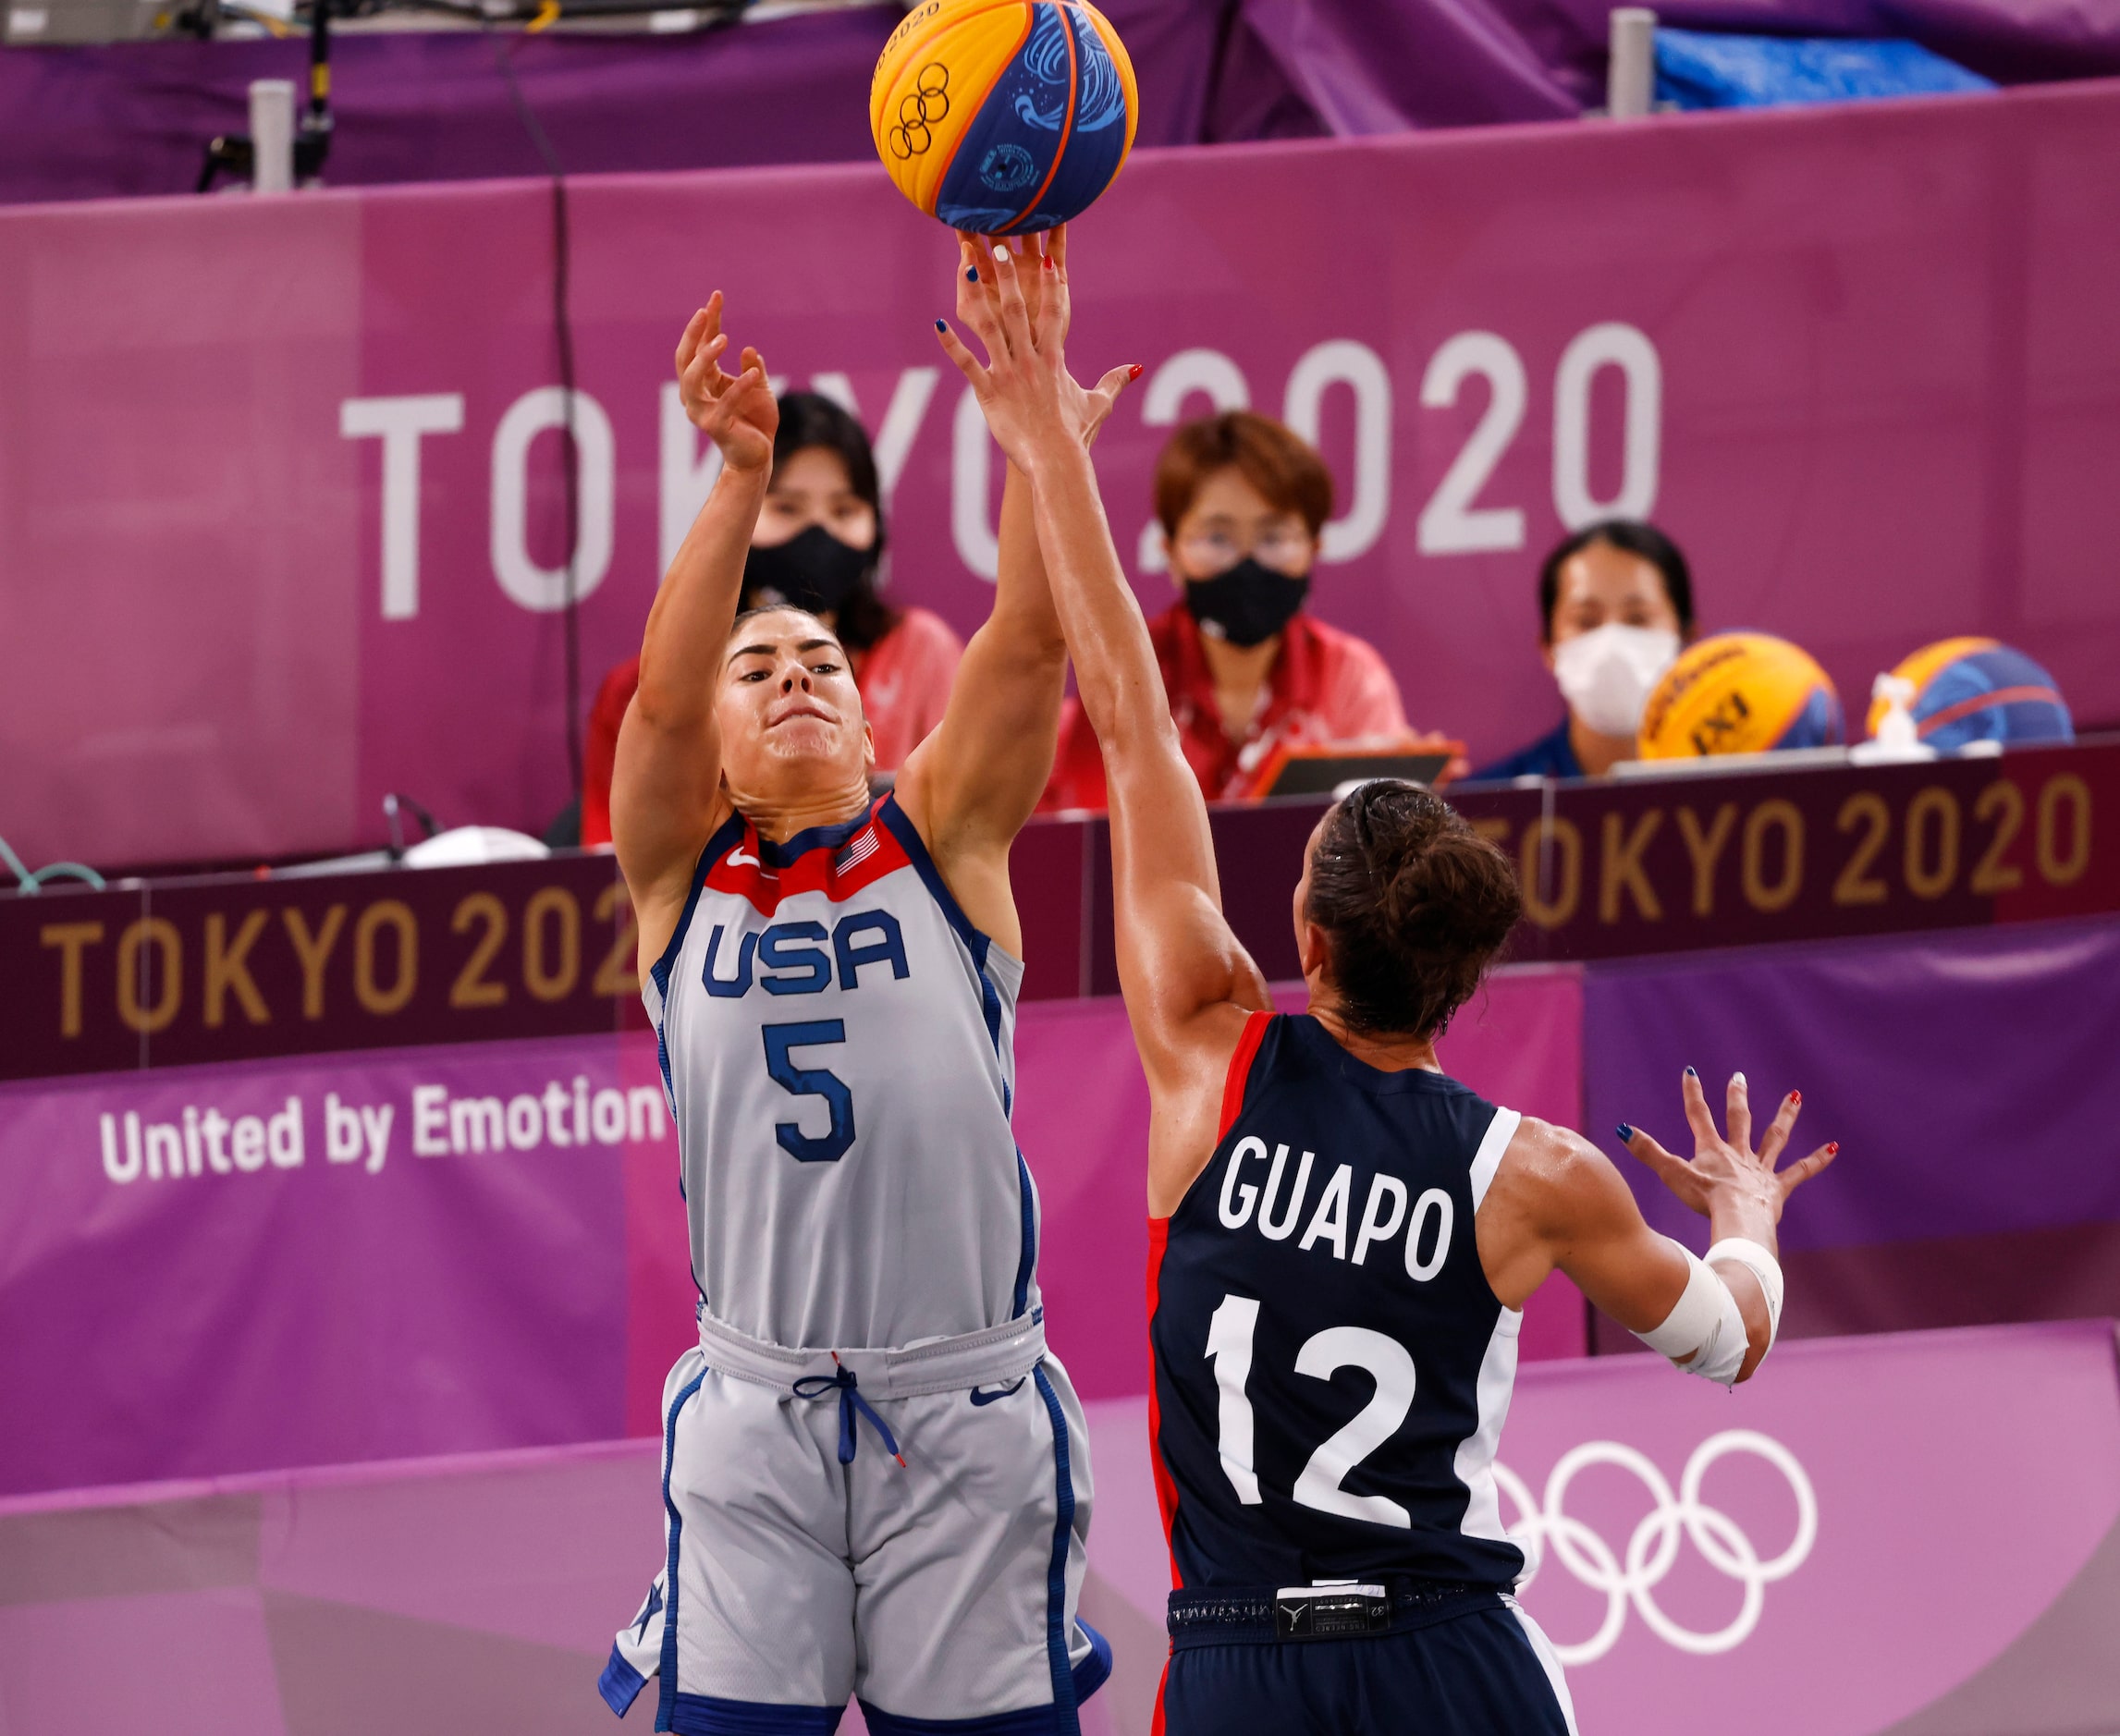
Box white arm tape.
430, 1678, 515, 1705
1706, 1237, 1784, 1345
1633, 1245, 1749, 1387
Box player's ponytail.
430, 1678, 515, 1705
1305, 780, 1521, 1038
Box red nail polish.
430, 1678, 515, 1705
1042, 253, 1055, 271
1827, 1142, 1839, 1155
1790, 1091, 1801, 1105
1128, 364, 1144, 380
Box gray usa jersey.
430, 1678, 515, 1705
643, 796, 1042, 1351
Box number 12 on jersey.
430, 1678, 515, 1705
1204, 1293, 1419, 1530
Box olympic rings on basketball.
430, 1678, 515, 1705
1492, 1430, 1817, 1665
888, 63, 951, 159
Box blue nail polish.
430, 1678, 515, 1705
1685, 1066, 1697, 1078
965, 267, 977, 282
1615, 1123, 1634, 1143
935, 319, 948, 332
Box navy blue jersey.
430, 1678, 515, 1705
1147, 1012, 1528, 1591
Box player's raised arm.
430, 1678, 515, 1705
611, 295, 777, 972
896, 229, 1137, 951
937, 237, 1271, 1204
1481, 1070, 1838, 1384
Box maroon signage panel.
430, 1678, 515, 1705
1449, 741, 2114, 963
0, 824, 1093, 1082
3, 855, 641, 1082
1087, 743, 2118, 991
4, 744, 2113, 1082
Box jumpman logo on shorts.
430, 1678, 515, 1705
632, 1582, 663, 1641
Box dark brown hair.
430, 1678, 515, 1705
726, 603, 838, 642
1538, 519, 1695, 644
1305, 781, 1522, 1039
1154, 410, 1334, 540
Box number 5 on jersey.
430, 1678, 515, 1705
1205, 1293, 1419, 1530
762, 1021, 856, 1163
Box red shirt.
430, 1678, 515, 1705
847, 605, 963, 772
578, 607, 965, 848
1039, 605, 1412, 812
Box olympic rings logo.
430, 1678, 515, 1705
1492, 1430, 1817, 1665
888, 65, 950, 160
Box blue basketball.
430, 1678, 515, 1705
1869, 638, 2074, 751
873, 0, 1139, 235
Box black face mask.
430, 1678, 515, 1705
743, 524, 874, 617
1183, 558, 1310, 650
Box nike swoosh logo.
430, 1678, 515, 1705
968, 1378, 1026, 1407
728, 847, 759, 868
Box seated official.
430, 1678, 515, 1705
580, 392, 962, 847
1041, 410, 1417, 811
1473, 519, 1696, 782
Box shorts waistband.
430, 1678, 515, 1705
695, 1307, 1048, 1400
1166, 1579, 1502, 1648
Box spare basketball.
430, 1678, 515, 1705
872, 0, 1138, 235
1867, 637, 2074, 751
1637, 631, 1844, 760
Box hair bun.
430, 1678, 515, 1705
1306, 781, 1522, 1039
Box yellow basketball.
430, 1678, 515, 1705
871, 0, 1138, 235
1637, 631, 1844, 759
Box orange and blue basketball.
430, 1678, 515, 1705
1637, 631, 1844, 760
872, 0, 1138, 235
1867, 637, 2074, 750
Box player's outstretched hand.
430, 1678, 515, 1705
1617, 1069, 1837, 1226
939, 233, 1135, 471
957, 229, 1060, 348
675, 292, 777, 473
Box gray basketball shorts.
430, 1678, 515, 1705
599, 1312, 1109, 1734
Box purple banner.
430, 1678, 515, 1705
0, 1033, 658, 1496
4, 1322, 2114, 1735
8, 0, 2119, 211
6, 82, 2120, 871
0, 1, 1235, 207
0, 971, 1589, 1498
1584, 913, 2120, 1342
10, 891, 2114, 1501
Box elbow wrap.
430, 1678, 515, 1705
1706, 1237, 1783, 1347
1633, 1245, 1749, 1387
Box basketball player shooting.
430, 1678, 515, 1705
939, 245, 1839, 1733
598, 233, 1134, 1733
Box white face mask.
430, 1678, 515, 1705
1551, 623, 1682, 740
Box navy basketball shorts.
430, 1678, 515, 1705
1157, 1583, 1577, 1736
601, 1328, 1109, 1734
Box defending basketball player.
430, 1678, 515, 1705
940, 246, 1839, 1731
598, 231, 1133, 1734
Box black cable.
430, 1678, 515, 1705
381, 791, 442, 861
494, 28, 584, 799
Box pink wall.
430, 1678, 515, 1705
5, 82, 2119, 868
